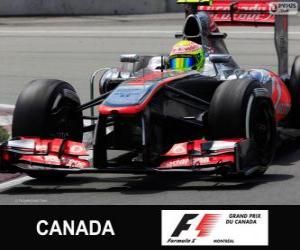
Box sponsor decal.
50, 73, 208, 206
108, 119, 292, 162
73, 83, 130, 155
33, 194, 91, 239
35, 143, 48, 153
160, 158, 190, 168
171, 42, 201, 55
61, 156, 90, 169
162, 210, 268, 246
165, 143, 188, 156
199, 2, 275, 23
63, 141, 88, 156
43, 155, 61, 165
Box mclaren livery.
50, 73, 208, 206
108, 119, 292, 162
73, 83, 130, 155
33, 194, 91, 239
0, 0, 298, 179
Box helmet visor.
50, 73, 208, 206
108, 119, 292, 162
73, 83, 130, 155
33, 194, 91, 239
169, 56, 197, 71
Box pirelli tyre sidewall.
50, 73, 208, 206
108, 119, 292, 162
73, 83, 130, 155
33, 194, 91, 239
12, 79, 83, 142
12, 79, 83, 180
287, 55, 300, 128
208, 78, 276, 176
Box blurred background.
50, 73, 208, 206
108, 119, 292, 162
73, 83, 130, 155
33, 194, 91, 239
0, 0, 297, 16
1, 0, 182, 16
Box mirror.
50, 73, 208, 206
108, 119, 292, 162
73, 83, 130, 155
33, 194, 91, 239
120, 54, 140, 63
209, 54, 232, 63
174, 32, 183, 39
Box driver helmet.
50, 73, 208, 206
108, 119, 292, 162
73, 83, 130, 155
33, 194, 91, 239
169, 40, 205, 72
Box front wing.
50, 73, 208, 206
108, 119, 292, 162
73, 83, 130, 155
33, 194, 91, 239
0, 137, 259, 175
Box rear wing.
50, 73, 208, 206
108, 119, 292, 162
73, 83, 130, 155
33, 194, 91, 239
177, 0, 274, 23
177, 0, 289, 76
198, 0, 275, 26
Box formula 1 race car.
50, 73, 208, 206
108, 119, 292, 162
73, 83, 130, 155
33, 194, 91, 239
0, 0, 298, 179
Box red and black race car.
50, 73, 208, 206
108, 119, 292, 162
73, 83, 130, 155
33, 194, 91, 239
0, 0, 298, 179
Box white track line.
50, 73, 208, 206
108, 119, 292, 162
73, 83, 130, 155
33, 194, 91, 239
0, 30, 178, 35
0, 176, 32, 192
0, 104, 14, 110
0, 30, 299, 36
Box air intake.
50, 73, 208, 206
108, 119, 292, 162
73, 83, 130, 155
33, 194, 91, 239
183, 14, 202, 38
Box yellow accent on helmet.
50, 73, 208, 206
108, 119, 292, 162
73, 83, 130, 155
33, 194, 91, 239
169, 40, 205, 71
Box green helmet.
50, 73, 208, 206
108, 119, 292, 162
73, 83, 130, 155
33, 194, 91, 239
169, 40, 205, 71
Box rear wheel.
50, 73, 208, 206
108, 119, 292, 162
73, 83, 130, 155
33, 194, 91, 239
208, 78, 276, 177
12, 79, 83, 180
287, 56, 300, 128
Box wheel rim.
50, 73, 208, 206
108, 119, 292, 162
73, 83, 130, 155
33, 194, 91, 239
48, 96, 80, 140
249, 99, 275, 165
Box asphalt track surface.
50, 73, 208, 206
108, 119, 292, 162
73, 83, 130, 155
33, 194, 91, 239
0, 13, 300, 205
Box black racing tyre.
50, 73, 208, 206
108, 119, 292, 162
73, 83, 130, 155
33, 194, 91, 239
12, 79, 83, 180
208, 78, 276, 177
287, 55, 300, 128
12, 79, 83, 141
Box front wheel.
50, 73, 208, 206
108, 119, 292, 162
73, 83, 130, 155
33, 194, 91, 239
208, 78, 276, 177
12, 79, 83, 141
12, 79, 84, 180
287, 55, 300, 128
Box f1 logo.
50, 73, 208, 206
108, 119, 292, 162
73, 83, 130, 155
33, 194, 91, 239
162, 210, 269, 246
171, 214, 198, 237
171, 213, 220, 237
